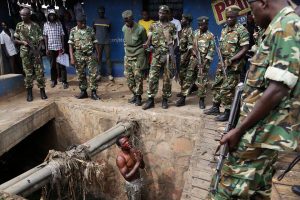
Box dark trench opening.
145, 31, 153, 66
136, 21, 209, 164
0, 119, 59, 199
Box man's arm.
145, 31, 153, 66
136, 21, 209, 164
116, 155, 141, 180
69, 44, 75, 65
229, 45, 249, 64
221, 80, 289, 150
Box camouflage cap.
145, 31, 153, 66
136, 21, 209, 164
197, 16, 209, 23
122, 10, 133, 19
182, 13, 193, 22
159, 5, 170, 12
225, 5, 241, 15
76, 14, 86, 22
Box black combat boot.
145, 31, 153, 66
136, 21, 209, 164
215, 109, 230, 122
142, 97, 154, 110
76, 90, 88, 99
204, 102, 220, 115
292, 185, 300, 196
91, 90, 100, 100
135, 95, 142, 106
199, 97, 205, 109
27, 88, 33, 102
128, 95, 136, 104
188, 84, 198, 95
162, 98, 168, 109
40, 88, 48, 100
176, 96, 186, 107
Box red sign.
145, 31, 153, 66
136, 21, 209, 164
212, 0, 251, 24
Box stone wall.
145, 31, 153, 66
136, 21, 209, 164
53, 101, 205, 200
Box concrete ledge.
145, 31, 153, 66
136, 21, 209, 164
0, 74, 24, 99
0, 102, 56, 157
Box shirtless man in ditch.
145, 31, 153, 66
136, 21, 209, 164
116, 135, 145, 200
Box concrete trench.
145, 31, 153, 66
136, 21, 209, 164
0, 98, 215, 200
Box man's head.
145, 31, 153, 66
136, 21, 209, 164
19, 8, 31, 22
98, 6, 105, 18
116, 135, 131, 150
158, 5, 170, 22
47, 9, 57, 22
197, 16, 209, 32
247, 0, 289, 29
181, 14, 193, 27
76, 14, 87, 29
225, 5, 241, 27
247, 11, 255, 25
122, 10, 134, 28
141, 10, 150, 21
1, 21, 8, 30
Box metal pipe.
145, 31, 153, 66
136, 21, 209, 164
0, 163, 47, 191
1, 122, 134, 196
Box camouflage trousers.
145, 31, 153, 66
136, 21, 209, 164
212, 63, 239, 109
125, 178, 143, 200
74, 52, 98, 91
147, 52, 172, 99
210, 143, 278, 200
194, 58, 211, 98
179, 52, 195, 96
124, 55, 145, 96
21, 53, 45, 89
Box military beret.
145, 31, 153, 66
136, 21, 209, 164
159, 5, 170, 12
182, 14, 193, 22
225, 5, 241, 15
197, 16, 209, 23
122, 10, 133, 19
76, 14, 86, 21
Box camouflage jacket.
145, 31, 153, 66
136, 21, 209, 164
194, 29, 215, 61
14, 21, 43, 57
179, 26, 193, 53
149, 21, 176, 54
219, 23, 249, 71
68, 26, 98, 55
239, 7, 300, 151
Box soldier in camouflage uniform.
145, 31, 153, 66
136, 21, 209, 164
189, 16, 215, 109
205, 5, 249, 121
210, 1, 300, 199
174, 14, 194, 107
14, 8, 47, 102
69, 14, 100, 100
122, 10, 147, 106
142, 5, 177, 110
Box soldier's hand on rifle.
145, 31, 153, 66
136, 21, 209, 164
220, 127, 243, 152
22, 41, 29, 46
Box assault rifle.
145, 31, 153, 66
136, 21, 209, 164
168, 41, 178, 82
211, 82, 244, 194
194, 38, 203, 76
21, 29, 42, 64
214, 36, 227, 79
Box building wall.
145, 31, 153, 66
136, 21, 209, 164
84, 0, 143, 77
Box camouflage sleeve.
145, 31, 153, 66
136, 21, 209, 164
264, 28, 299, 89
239, 25, 249, 46
36, 24, 43, 41
68, 29, 74, 45
14, 23, 20, 39
91, 28, 98, 44
148, 23, 154, 37
187, 28, 194, 51
172, 24, 177, 41
206, 35, 215, 61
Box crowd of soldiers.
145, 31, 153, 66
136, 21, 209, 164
122, 4, 251, 123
